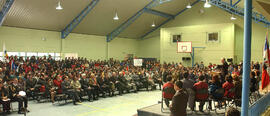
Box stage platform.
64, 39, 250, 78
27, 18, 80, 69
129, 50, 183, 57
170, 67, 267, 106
137, 104, 225, 116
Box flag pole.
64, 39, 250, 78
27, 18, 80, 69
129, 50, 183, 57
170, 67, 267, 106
265, 24, 270, 94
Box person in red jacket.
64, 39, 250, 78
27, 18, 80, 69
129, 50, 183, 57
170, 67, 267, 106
193, 75, 208, 112
223, 75, 235, 99
53, 75, 63, 94
162, 76, 175, 107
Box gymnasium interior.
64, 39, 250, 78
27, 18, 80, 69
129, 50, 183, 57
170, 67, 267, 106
0, 0, 270, 116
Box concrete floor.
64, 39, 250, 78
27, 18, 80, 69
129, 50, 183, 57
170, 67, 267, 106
8, 90, 162, 116
5, 90, 234, 116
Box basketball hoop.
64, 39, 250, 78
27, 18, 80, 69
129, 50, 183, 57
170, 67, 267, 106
177, 42, 192, 53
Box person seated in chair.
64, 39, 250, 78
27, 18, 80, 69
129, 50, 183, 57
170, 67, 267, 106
125, 71, 137, 93
146, 71, 156, 90
107, 73, 116, 96
25, 74, 37, 100
46, 78, 57, 103
118, 72, 130, 93
80, 73, 93, 101
61, 76, 80, 105
97, 73, 110, 97
153, 71, 163, 90
193, 75, 208, 112
170, 81, 188, 116
162, 76, 175, 107
132, 71, 143, 91
208, 75, 223, 109
139, 71, 150, 91
89, 73, 100, 100
0, 82, 11, 114
71, 75, 82, 102
10, 78, 29, 114
223, 75, 235, 99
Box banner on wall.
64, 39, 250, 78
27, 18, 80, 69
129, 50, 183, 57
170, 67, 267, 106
133, 59, 143, 66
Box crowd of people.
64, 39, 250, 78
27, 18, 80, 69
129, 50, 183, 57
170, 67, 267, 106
0, 55, 162, 114
164, 59, 261, 116
0, 55, 261, 115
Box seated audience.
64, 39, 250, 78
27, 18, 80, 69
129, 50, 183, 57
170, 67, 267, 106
208, 75, 224, 109
193, 75, 208, 112
223, 75, 235, 99
0, 55, 254, 114
162, 76, 175, 107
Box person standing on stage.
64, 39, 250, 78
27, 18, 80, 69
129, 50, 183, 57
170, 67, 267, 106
170, 81, 188, 116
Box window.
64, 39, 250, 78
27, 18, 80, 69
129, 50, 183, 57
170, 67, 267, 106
38, 53, 48, 57
26, 52, 38, 57
48, 53, 55, 57
55, 53, 61, 60
172, 34, 181, 43
2, 51, 61, 60
207, 32, 219, 42
19, 52, 26, 56
7, 52, 19, 56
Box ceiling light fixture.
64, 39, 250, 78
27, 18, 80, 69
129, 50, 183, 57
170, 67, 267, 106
231, 14, 237, 20
204, 0, 211, 8
56, 1, 63, 10
151, 21, 156, 27
186, 3, 192, 9
113, 12, 119, 21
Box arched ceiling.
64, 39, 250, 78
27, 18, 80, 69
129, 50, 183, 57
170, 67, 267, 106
0, 0, 270, 39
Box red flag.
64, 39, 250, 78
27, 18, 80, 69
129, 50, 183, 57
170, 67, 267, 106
262, 67, 270, 89
126, 65, 129, 71
263, 32, 270, 64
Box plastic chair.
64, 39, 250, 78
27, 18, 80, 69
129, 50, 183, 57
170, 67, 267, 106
159, 86, 175, 113
194, 88, 210, 114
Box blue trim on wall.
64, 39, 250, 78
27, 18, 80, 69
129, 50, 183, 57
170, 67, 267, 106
61, 0, 99, 39
0, 0, 15, 26
249, 93, 270, 116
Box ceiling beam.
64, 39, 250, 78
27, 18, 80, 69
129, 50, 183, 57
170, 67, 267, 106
0, 0, 15, 26
140, 0, 200, 39
61, 0, 99, 39
253, 0, 270, 21
106, 0, 171, 42
232, 0, 241, 7
141, 0, 270, 40
208, 0, 270, 25
257, 0, 270, 5
145, 8, 174, 19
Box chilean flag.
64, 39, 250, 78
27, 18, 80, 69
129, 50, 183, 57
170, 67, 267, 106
263, 34, 270, 64
2, 42, 8, 60
262, 32, 270, 89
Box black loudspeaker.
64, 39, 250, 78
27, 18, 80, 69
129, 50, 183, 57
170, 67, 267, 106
182, 57, 191, 61
227, 58, 233, 62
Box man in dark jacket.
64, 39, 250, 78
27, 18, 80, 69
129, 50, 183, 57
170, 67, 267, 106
80, 74, 93, 101
26, 74, 37, 100
170, 81, 188, 116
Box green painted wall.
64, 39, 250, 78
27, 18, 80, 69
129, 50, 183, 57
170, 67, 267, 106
234, 25, 244, 63
160, 23, 235, 66
137, 36, 160, 59
139, 2, 270, 64
0, 26, 139, 60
